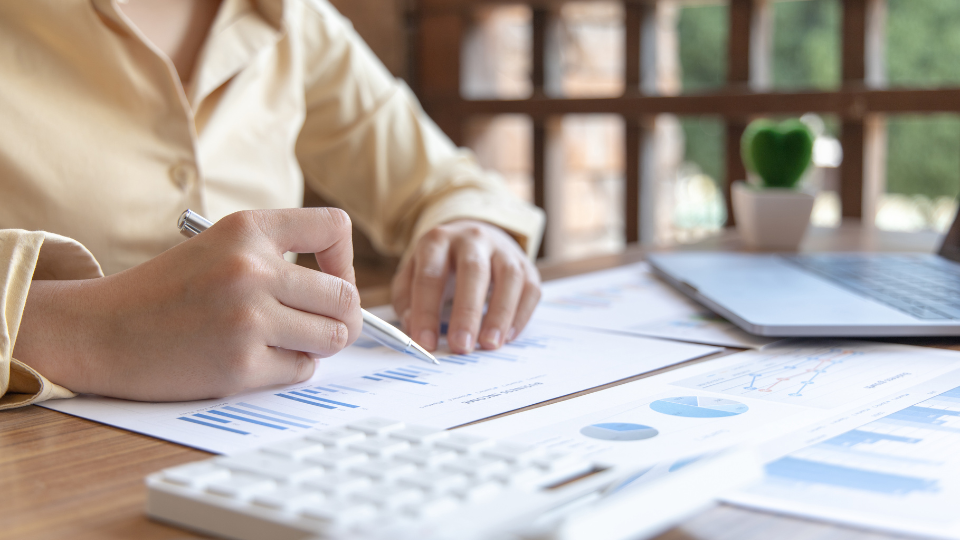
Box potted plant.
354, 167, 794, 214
732, 118, 816, 250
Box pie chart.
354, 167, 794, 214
650, 396, 748, 418
580, 423, 659, 441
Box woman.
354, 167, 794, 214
0, 0, 544, 407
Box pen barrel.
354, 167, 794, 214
361, 310, 411, 354
178, 209, 214, 238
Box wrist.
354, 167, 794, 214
13, 278, 106, 392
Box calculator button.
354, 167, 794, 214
351, 459, 417, 482
216, 453, 324, 483
206, 474, 275, 499
435, 433, 494, 453
252, 487, 325, 511
349, 437, 411, 458
162, 462, 230, 487
399, 470, 470, 493
261, 438, 327, 460
442, 456, 508, 479
305, 448, 369, 470
354, 485, 425, 509
347, 418, 406, 436
389, 425, 449, 445
301, 501, 377, 526
306, 428, 366, 448
303, 472, 372, 497
451, 480, 502, 502
402, 496, 460, 520
394, 447, 458, 467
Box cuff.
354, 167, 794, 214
410, 182, 546, 261
0, 231, 101, 409
0, 359, 77, 410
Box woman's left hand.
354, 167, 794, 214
392, 220, 541, 354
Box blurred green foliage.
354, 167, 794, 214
677, 5, 727, 186
886, 0, 960, 198
676, 0, 960, 199
887, 116, 960, 198
677, 4, 727, 93
888, 0, 960, 88
772, 0, 840, 90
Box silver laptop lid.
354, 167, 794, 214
938, 202, 960, 263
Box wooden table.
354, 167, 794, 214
1, 221, 949, 540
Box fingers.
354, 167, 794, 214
508, 270, 541, 341
222, 208, 357, 285
406, 232, 452, 351
447, 239, 492, 353
249, 347, 318, 388
478, 253, 525, 349
391, 257, 414, 328
267, 303, 353, 358
273, 263, 362, 344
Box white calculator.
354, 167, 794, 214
146, 417, 758, 540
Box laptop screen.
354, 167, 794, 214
939, 203, 960, 262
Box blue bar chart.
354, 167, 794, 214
178, 401, 320, 435
52, 320, 717, 453
764, 389, 960, 492
731, 383, 960, 537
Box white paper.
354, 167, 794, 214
39, 320, 718, 454
537, 263, 778, 349
725, 371, 960, 540
463, 340, 960, 474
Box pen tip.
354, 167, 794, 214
410, 341, 439, 365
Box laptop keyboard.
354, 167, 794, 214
786, 254, 960, 320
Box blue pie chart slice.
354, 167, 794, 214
650, 396, 748, 418
580, 423, 659, 441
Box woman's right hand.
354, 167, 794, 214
13, 208, 363, 402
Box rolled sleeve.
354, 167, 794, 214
295, 1, 544, 260
0, 230, 102, 409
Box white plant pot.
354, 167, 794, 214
731, 181, 815, 251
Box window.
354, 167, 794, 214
414, 0, 960, 259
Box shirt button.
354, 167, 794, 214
170, 162, 197, 190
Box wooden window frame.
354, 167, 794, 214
410, 0, 960, 255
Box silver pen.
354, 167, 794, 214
178, 209, 438, 365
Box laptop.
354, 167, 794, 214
647, 210, 960, 337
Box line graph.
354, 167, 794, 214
672, 342, 955, 408
741, 349, 859, 397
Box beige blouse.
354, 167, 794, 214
0, 0, 544, 409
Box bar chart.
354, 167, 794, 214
179, 402, 321, 435
48, 320, 719, 454
764, 389, 960, 495
730, 380, 960, 538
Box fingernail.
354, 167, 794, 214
481, 328, 501, 349
506, 327, 517, 342
452, 330, 474, 353
418, 329, 437, 351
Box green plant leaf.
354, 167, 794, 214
741, 119, 814, 189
